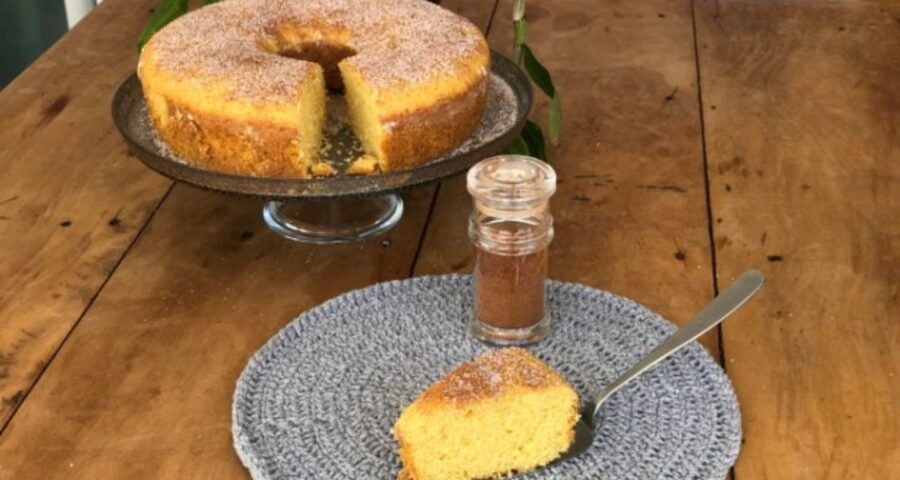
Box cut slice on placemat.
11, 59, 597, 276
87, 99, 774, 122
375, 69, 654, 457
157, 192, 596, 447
394, 348, 580, 479
232, 275, 741, 479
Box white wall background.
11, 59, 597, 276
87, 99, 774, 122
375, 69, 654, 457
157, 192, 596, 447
64, 0, 97, 28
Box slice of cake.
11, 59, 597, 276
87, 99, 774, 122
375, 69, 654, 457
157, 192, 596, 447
394, 348, 580, 480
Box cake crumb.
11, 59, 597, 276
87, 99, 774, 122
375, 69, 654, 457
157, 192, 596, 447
310, 162, 337, 177
346, 154, 379, 175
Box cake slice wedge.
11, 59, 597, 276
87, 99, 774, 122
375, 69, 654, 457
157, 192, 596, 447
394, 348, 580, 480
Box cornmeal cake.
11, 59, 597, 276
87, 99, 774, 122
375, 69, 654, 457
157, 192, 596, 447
394, 348, 580, 480
138, 0, 490, 178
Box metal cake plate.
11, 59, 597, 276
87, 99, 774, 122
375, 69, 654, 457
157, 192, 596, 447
111, 51, 532, 200
111, 51, 531, 243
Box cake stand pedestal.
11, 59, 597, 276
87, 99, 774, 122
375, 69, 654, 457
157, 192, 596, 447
262, 195, 403, 244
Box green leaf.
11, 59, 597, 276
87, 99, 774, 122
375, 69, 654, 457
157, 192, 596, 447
520, 44, 555, 98
549, 93, 561, 146
521, 120, 547, 161
199, 0, 222, 4
521, 44, 561, 146
137, 0, 189, 52
507, 135, 530, 156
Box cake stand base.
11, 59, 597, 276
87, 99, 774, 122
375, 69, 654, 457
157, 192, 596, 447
262, 194, 404, 244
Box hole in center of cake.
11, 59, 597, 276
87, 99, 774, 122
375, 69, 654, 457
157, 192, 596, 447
269, 36, 375, 173
277, 42, 357, 92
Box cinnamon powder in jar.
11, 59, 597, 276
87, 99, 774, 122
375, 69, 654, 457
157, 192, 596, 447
466, 154, 556, 344
474, 247, 548, 329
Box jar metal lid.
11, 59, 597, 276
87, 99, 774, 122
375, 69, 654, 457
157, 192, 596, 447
467, 155, 557, 212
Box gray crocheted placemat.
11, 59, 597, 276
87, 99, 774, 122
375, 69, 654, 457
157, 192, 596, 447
233, 275, 741, 480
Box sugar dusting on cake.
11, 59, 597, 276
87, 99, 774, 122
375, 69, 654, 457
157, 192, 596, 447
152, 134, 187, 165
143, 0, 486, 102
136, 104, 189, 165
432, 348, 561, 404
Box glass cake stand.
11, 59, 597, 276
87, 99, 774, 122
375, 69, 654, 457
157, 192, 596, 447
111, 51, 532, 244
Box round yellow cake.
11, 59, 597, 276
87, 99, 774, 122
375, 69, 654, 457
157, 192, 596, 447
137, 0, 490, 178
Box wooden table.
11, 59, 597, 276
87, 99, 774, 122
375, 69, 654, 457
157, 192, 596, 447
0, 0, 897, 478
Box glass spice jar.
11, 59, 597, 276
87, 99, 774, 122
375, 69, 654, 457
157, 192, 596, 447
467, 155, 557, 345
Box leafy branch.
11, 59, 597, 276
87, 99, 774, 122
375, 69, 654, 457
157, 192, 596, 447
508, 0, 560, 162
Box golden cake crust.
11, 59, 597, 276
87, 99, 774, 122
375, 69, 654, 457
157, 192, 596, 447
417, 348, 566, 406
145, 98, 306, 177
379, 78, 488, 173
138, 0, 490, 178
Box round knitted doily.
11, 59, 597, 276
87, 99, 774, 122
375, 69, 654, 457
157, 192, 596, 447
233, 275, 741, 480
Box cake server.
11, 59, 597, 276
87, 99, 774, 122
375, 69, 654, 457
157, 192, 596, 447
555, 269, 765, 465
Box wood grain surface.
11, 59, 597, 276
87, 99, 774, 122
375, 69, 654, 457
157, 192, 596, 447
1, 0, 897, 478
415, 0, 722, 353
0, 0, 171, 427
695, 1, 900, 478
0, 1, 497, 478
